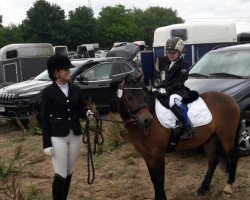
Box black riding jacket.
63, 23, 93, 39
159, 57, 190, 98
40, 82, 87, 148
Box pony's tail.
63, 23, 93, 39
219, 122, 240, 173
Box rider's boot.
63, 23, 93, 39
170, 104, 194, 141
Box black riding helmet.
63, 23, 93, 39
165, 37, 184, 54
47, 54, 74, 81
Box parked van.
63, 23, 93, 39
0, 43, 53, 86
76, 44, 95, 58
53, 45, 68, 55
141, 22, 237, 85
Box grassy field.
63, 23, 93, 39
0, 115, 250, 200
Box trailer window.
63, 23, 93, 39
171, 29, 187, 41
6, 50, 18, 59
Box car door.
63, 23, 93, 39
108, 61, 137, 108
74, 62, 113, 110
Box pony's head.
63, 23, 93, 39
117, 74, 153, 129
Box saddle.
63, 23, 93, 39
156, 90, 199, 109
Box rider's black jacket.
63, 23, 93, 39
158, 57, 190, 98
40, 82, 87, 149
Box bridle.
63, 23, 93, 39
119, 85, 148, 119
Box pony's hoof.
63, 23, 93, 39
196, 187, 209, 196
222, 184, 233, 196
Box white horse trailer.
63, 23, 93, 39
0, 43, 53, 86
153, 22, 237, 67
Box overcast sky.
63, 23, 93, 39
1, 0, 250, 33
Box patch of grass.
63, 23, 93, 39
0, 144, 23, 179
122, 149, 140, 160
2, 175, 25, 200
0, 120, 17, 135
236, 171, 249, 179
213, 171, 227, 183
25, 183, 40, 200
125, 157, 135, 165
104, 121, 126, 150
15, 112, 42, 136
25, 154, 46, 166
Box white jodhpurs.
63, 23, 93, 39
51, 130, 82, 178
169, 94, 183, 108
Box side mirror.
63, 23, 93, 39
76, 75, 89, 82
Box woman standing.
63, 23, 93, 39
41, 54, 88, 200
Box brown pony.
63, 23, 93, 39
117, 75, 240, 200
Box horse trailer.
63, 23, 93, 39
0, 43, 53, 86
141, 22, 237, 85
76, 44, 95, 58
53, 45, 68, 55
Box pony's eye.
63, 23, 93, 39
128, 95, 133, 100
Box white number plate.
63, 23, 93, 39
0, 107, 5, 112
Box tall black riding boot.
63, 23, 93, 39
63, 174, 72, 200
170, 104, 194, 140
52, 174, 66, 200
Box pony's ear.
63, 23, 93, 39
124, 74, 133, 84
135, 73, 143, 83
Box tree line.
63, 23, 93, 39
0, 0, 183, 50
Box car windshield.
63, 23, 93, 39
34, 64, 80, 81
190, 50, 250, 78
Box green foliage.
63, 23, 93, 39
20, 0, 68, 44
0, 14, 2, 28
0, 144, 23, 179
96, 4, 138, 48
133, 6, 184, 46
1, 2, 184, 50
67, 6, 96, 50
0, 25, 23, 47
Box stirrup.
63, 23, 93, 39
179, 129, 193, 141
179, 125, 194, 141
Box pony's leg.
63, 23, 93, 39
219, 139, 239, 195
197, 136, 219, 196
144, 153, 167, 200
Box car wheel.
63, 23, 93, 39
238, 119, 250, 157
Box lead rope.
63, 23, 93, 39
82, 117, 105, 184
93, 117, 104, 154
82, 112, 137, 184
82, 118, 95, 184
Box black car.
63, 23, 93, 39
186, 43, 250, 155
0, 57, 140, 120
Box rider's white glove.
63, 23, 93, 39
157, 88, 166, 94
86, 110, 94, 119
43, 147, 54, 156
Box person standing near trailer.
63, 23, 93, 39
41, 54, 90, 199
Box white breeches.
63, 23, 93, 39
51, 130, 82, 178
169, 94, 183, 108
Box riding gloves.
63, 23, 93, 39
43, 147, 54, 156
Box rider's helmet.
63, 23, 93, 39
165, 37, 184, 54
47, 54, 74, 81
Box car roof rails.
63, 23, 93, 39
212, 41, 250, 50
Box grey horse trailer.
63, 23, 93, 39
0, 43, 53, 87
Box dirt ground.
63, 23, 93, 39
0, 118, 250, 200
